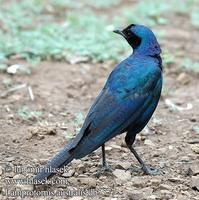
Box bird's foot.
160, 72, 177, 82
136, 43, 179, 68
94, 164, 113, 178
128, 165, 161, 175
141, 165, 160, 175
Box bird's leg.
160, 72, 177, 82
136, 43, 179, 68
101, 144, 112, 171
125, 131, 160, 175
102, 143, 107, 167
127, 145, 160, 175
95, 144, 112, 177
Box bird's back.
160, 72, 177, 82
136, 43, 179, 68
68, 54, 162, 157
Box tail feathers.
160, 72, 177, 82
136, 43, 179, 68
34, 145, 74, 183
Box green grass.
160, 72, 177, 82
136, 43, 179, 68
190, 8, 199, 27
162, 51, 175, 65
181, 58, 199, 73
123, 0, 169, 26
193, 125, 199, 134
0, 0, 198, 64
0, 2, 127, 62
50, 0, 122, 9
17, 106, 43, 121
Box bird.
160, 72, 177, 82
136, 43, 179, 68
34, 24, 163, 183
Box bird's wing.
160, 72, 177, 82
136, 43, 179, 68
67, 65, 162, 151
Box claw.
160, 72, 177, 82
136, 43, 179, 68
94, 164, 113, 178
128, 166, 161, 175
142, 166, 161, 175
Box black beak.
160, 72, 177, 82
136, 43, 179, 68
113, 29, 127, 39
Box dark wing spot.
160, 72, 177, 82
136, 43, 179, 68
84, 123, 92, 137
68, 123, 92, 152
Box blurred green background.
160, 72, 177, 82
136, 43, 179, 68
0, 0, 198, 69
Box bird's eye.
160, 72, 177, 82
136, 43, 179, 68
127, 31, 131, 36
124, 30, 131, 37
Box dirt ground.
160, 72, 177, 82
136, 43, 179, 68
1, 7, 199, 200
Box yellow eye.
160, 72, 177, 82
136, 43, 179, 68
127, 31, 131, 36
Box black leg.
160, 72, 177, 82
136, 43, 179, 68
128, 145, 160, 175
94, 144, 112, 177
101, 143, 107, 167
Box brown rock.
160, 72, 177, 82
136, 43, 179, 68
76, 163, 86, 174
110, 144, 122, 149
5, 157, 15, 162
131, 177, 148, 187
191, 176, 199, 191
62, 169, 75, 178
177, 72, 190, 85
79, 177, 97, 188
141, 187, 153, 196
180, 156, 190, 162
160, 190, 173, 199
147, 195, 158, 200
0, 166, 3, 175
176, 194, 188, 200
18, 184, 34, 191
168, 177, 184, 183
150, 178, 161, 186
113, 169, 131, 183
189, 164, 199, 176
105, 146, 113, 151
68, 177, 78, 185
116, 162, 131, 170
68, 55, 89, 64
89, 166, 98, 173
127, 190, 144, 200
181, 190, 191, 198
144, 139, 155, 146
29, 126, 57, 139
191, 144, 199, 154
127, 187, 153, 200
159, 184, 172, 190
116, 139, 127, 148
72, 159, 82, 166
14, 174, 25, 179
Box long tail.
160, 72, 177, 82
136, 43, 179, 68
34, 145, 74, 182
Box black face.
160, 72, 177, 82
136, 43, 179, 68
113, 24, 142, 49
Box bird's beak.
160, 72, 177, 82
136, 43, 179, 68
113, 29, 127, 39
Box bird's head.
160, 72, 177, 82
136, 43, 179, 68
114, 24, 161, 56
